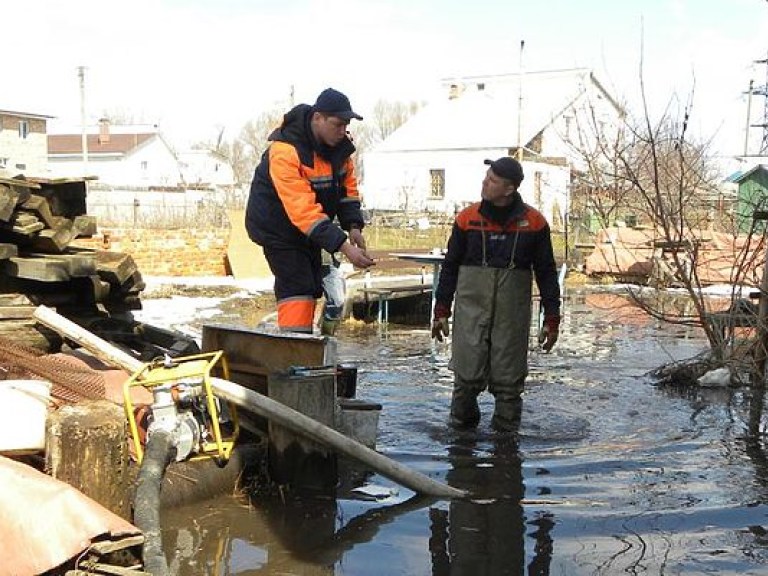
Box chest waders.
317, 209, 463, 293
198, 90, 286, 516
449, 224, 532, 432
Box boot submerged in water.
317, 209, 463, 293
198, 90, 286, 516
449, 387, 481, 429
491, 396, 522, 434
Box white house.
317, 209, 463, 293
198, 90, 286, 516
0, 109, 54, 177
47, 120, 182, 186
177, 149, 235, 188
361, 68, 623, 229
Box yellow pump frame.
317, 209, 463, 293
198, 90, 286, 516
123, 350, 239, 464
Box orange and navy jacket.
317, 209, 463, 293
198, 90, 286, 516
245, 104, 364, 253
435, 196, 561, 317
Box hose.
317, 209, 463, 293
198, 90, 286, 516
133, 427, 177, 576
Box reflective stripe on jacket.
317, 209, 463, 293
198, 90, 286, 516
435, 197, 560, 318
245, 104, 364, 253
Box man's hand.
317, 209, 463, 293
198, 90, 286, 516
339, 240, 374, 269
431, 317, 450, 342
538, 315, 561, 352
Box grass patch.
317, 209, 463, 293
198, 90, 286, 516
365, 225, 452, 251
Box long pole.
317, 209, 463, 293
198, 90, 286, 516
516, 40, 525, 161
78, 66, 89, 171
745, 79, 754, 157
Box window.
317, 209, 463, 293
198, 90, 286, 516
18, 121, 29, 139
429, 169, 445, 199
141, 161, 148, 171
0, 158, 7, 169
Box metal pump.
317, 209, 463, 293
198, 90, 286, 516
123, 351, 239, 464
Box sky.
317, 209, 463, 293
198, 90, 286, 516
4, 0, 768, 160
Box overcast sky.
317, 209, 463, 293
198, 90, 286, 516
5, 0, 768, 157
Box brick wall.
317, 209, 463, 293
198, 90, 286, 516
73, 227, 230, 277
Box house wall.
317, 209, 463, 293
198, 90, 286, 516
362, 149, 569, 228
363, 149, 508, 213
178, 151, 235, 187
49, 137, 182, 186
0, 115, 49, 175
737, 169, 768, 232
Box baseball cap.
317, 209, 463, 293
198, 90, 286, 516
314, 88, 363, 121
484, 157, 524, 186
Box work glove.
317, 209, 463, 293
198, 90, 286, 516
538, 315, 561, 352
431, 318, 450, 342
431, 302, 452, 342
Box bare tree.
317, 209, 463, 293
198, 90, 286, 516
571, 80, 768, 383
211, 108, 285, 188
350, 99, 422, 182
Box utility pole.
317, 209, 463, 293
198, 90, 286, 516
748, 56, 768, 156
516, 40, 525, 162
744, 79, 754, 157
78, 66, 88, 171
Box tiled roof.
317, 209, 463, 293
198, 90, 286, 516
47, 133, 156, 155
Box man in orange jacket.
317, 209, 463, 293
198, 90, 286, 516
245, 88, 374, 332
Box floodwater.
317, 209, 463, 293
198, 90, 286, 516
147, 286, 768, 575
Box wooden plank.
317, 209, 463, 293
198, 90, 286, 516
0, 243, 18, 260
29, 218, 77, 252
2, 256, 72, 281
21, 194, 58, 228
26, 250, 98, 277
0, 185, 20, 222
74, 214, 98, 236
88, 534, 145, 555
11, 211, 41, 226
65, 564, 152, 575
0, 305, 37, 319
0, 293, 34, 306
201, 324, 334, 395
95, 251, 139, 285
0, 176, 41, 189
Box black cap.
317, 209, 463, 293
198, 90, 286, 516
484, 157, 524, 186
313, 88, 363, 121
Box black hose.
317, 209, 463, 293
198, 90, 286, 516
134, 427, 177, 576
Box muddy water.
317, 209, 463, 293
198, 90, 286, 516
152, 286, 768, 575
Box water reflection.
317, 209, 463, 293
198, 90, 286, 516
438, 436, 531, 576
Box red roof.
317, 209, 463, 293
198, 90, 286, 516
48, 133, 156, 155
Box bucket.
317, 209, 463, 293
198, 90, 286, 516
336, 364, 358, 398
0, 380, 52, 454
336, 398, 382, 449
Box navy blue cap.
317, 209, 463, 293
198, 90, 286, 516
484, 157, 524, 185
314, 88, 363, 121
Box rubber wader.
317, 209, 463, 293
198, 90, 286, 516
449, 265, 532, 431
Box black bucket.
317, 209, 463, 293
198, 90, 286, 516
336, 364, 358, 398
